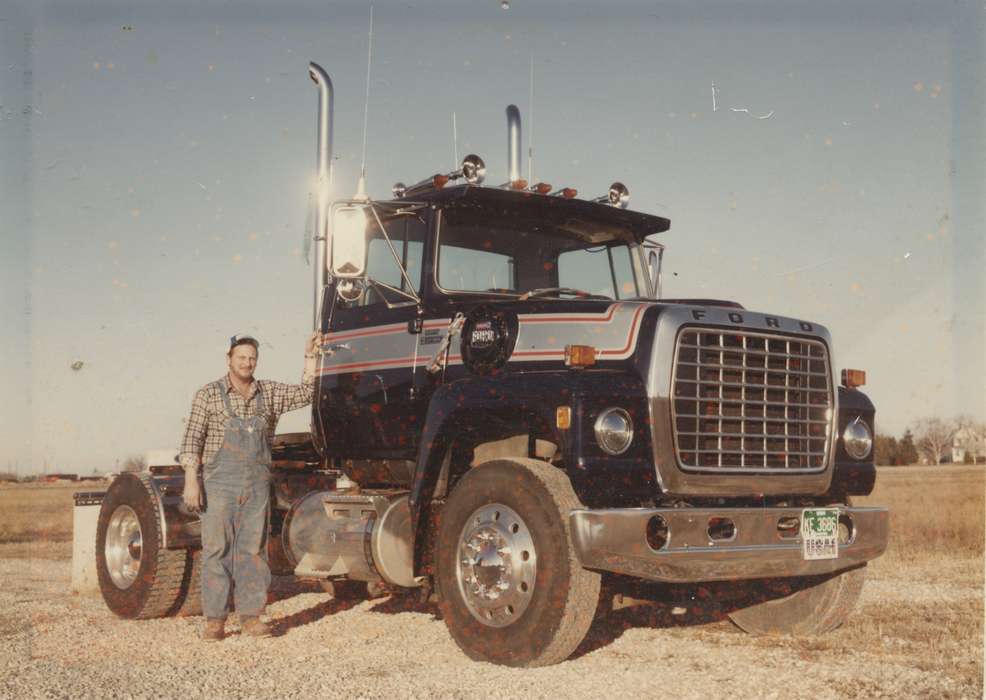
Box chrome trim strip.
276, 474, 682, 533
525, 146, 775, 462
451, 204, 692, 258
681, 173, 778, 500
570, 505, 888, 583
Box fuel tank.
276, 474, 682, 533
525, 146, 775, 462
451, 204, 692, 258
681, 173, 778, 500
282, 489, 418, 588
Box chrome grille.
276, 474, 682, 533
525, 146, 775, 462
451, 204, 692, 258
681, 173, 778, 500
671, 328, 832, 472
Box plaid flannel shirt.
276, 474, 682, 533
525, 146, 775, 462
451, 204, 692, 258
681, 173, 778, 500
179, 373, 314, 471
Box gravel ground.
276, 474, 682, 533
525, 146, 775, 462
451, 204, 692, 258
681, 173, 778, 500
1, 557, 981, 699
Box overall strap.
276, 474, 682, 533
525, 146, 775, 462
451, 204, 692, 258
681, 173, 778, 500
254, 382, 266, 413
216, 381, 236, 416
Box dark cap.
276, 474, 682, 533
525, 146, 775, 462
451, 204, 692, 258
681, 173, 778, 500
229, 333, 260, 352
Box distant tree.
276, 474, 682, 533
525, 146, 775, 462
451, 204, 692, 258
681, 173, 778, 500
897, 429, 919, 465
121, 455, 147, 473
874, 434, 899, 466
912, 417, 957, 465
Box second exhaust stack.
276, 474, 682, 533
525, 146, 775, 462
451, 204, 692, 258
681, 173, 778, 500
506, 104, 522, 186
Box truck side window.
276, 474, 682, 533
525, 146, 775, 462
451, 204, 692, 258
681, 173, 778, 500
558, 244, 638, 299
363, 215, 425, 305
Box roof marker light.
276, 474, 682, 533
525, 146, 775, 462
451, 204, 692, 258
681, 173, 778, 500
550, 187, 578, 199
531, 182, 552, 194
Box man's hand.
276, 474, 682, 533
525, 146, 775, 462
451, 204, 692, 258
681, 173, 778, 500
182, 473, 203, 513
305, 330, 324, 357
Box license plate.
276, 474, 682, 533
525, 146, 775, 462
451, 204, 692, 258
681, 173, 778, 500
801, 508, 839, 560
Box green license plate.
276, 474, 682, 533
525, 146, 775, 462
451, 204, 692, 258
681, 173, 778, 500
801, 508, 839, 560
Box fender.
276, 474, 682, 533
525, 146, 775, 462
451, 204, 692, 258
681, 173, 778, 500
407, 369, 654, 571
830, 386, 878, 496
408, 373, 571, 570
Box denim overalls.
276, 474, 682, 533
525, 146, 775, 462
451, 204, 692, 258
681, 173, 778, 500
200, 381, 272, 620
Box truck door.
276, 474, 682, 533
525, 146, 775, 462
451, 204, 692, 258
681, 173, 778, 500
318, 213, 427, 460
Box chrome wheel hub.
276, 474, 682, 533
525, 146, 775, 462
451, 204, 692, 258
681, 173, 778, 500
456, 503, 536, 628
105, 505, 143, 589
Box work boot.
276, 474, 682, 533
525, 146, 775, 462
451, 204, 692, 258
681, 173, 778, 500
240, 615, 272, 638
202, 618, 225, 642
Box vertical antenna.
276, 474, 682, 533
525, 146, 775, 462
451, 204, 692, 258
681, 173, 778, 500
528, 55, 535, 183
356, 5, 374, 200
452, 111, 458, 168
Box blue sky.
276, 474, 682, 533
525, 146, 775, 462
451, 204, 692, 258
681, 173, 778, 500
1, 0, 983, 473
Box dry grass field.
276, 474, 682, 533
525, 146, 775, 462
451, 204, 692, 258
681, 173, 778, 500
0, 466, 983, 696
0, 481, 84, 558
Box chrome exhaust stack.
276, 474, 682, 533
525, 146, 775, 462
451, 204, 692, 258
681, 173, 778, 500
505, 104, 525, 188
308, 62, 333, 328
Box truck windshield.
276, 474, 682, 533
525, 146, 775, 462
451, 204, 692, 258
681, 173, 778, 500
436, 205, 640, 299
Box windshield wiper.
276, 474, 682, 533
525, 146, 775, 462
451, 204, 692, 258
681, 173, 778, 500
519, 287, 611, 301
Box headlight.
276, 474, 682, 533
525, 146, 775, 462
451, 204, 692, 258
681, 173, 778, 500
842, 416, 873, 460
594, 408, 633, 455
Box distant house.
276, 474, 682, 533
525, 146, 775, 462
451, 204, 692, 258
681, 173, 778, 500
952, 428, 986, 464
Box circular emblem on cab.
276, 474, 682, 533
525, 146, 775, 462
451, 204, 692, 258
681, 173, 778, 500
460, 305, 518, 375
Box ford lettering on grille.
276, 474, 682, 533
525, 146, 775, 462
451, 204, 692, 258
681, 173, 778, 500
671, 328, 833, 472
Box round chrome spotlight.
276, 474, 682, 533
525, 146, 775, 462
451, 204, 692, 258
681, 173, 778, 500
461, 154, 486, 185
608, 182, 630, 208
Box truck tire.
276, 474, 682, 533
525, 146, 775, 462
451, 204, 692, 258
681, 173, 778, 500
728, 565, 866, 635
435, 458, 601, 667
95, 474, 194, 619
174, 549, 202, 617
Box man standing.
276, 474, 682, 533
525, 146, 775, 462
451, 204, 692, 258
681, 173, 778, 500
180, 331, 322, 641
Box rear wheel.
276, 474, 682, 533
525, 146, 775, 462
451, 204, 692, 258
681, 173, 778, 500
728, 565, 866, 635
435, 458, 600, 667
174, 549, 202, 617
96, 474, 196, 619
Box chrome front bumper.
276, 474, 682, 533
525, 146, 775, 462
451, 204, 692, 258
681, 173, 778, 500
569, 506, 888, 583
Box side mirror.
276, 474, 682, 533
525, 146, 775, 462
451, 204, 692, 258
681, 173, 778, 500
330, 205, 368, 279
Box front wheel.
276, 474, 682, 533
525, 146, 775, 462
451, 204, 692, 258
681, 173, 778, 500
435, 458, 600, 667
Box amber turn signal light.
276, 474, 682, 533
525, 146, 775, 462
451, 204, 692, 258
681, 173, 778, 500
841, 369, 866, 389
556, 406, 572, 430
565, 344, 597, 368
